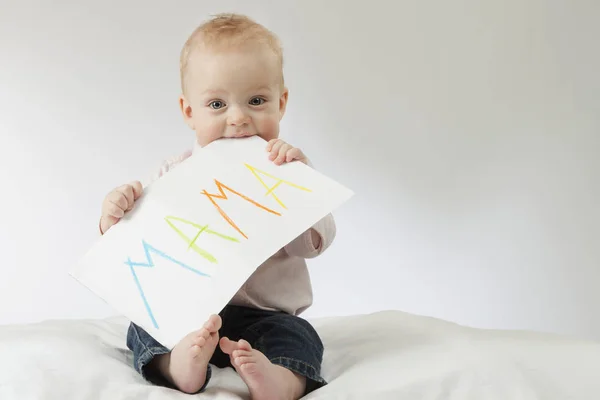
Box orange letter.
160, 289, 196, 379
201, 180, 281, 239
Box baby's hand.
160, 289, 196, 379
266, 139, 307, 166
100, 181, 143, 234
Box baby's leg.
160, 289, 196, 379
126, 315, 221, 394
220, 313, 325, 400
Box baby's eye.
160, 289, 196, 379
249, 97, 265, 106
209, 100, 225, 110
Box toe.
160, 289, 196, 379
237, 339, 253, 351
235, 355, 254, 366
194, 336, 206, 347
204, 314, 222, 332
185, 329, 203, 342
199, 328, 210, 340
233, 349, 252, 358
240, 362, 259, 375
219, 336, 237, 354
190, 344, 201, 357
212, 314, 223, 330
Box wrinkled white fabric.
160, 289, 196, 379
1, 311, 599, 400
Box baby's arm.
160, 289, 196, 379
284, 213, 337, 259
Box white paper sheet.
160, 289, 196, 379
70, 136, 353, 348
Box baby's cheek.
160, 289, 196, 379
196, 121, 224, 146
258, 116, 280, 141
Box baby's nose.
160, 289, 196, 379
227, 107, 250, 125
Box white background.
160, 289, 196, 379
1, 0, 598, 340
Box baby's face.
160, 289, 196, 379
181, 46, 287, 147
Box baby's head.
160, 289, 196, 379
179, 14, 288, 147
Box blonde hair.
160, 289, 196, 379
180, 13, 284, 95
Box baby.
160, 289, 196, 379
98, 14, 336, 400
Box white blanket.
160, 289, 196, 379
0, 310, 598, 399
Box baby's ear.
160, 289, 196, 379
279, 88, 289, 120
179, 94, 195, 129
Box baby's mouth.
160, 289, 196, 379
231, 132, 254, 138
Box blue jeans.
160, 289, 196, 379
126, 305, 326, 395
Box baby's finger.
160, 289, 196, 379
102, 215, 119, 231
269, 140, 285, 160
131, 181, 143, 200
285, 147, 305, 163
274, 144, 292, 165
105, 199, 125, 218
106, 191, 128, 214
116, 185, 135, 210
265, 139, 279, 152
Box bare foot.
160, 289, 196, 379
153, 315, 221, 394
220, 337, 306, 400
